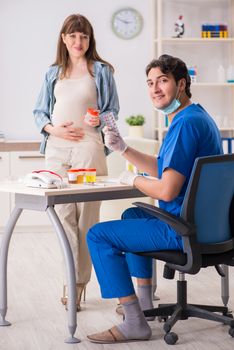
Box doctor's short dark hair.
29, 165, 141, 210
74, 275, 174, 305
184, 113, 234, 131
146, 54, 192, 98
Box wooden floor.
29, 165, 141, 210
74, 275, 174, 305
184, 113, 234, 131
0, 231, 233, 350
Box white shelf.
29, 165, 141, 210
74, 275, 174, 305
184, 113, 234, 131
152, 0, 234, 145
220, 128, 234, 131
154, 127, 234, 132
192, 83, 234, 87
155, 38, 234, 43
154, 127, 168, 132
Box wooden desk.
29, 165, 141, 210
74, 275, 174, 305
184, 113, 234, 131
0, 178, 145, 343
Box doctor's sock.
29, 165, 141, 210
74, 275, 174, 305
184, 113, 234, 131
137, 284, 155, 321
117, 299, 152, 341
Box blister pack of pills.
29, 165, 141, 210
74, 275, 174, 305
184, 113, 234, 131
103, 112, 119, 134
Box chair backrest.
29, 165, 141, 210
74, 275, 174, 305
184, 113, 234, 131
181, 154, 234, 244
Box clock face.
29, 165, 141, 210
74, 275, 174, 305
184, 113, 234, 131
111, 8, 143, 40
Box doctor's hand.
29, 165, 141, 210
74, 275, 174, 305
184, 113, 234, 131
103, 126, 127, 154
119, 170, 141, 186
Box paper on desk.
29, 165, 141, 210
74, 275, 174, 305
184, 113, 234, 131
97, 176, 158, 185
96, 178, 120, 185
101, 178, 119, 183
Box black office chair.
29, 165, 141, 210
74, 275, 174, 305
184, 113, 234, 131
134, 154, 234, 345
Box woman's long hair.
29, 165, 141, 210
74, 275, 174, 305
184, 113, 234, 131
52, 14, 114, 78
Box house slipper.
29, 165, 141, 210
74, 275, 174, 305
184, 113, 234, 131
87, 326, 149, 344
87, 326, 126, 344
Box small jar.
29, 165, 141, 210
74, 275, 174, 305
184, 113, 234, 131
67, 169, 79, 184
85, 168, 96, 183
76, 169, 85, 184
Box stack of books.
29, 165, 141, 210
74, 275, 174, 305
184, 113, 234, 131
201, 24, 228, 38
0, 130, 5, 142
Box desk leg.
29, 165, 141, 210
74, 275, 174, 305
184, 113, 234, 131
46, 206, 80, 344
0, 207, 23, 326
221, 265, 229, 308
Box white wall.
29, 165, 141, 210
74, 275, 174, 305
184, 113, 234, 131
0, 0, 153, 141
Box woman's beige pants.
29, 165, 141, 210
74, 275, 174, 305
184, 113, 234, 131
45, 139, 107, 284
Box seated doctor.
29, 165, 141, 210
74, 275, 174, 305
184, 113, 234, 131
86, 54, 223, 344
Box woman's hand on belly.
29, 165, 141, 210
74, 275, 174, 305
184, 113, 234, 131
45, 122, 84, 141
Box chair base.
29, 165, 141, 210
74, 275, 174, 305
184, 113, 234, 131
143, 280, 234, 345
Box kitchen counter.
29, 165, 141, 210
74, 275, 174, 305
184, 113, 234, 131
0, 140, 41, 152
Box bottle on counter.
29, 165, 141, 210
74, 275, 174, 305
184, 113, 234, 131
226, 65, 234, 83
217, 65, 225, 83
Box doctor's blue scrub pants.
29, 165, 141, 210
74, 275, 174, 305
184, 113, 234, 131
87, 207, 183, 298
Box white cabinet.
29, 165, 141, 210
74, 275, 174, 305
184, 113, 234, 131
151, 0, 234, 146
0, 152, 11, 227
10, 151, 50, 230
0, 149, 51, 232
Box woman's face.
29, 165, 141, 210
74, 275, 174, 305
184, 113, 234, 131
62, 31, 90, 59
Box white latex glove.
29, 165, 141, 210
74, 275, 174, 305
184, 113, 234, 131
103, 126, 127, 154
119, 170, 141, 186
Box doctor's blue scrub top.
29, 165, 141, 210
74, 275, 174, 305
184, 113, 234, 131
157, 103, 223, 216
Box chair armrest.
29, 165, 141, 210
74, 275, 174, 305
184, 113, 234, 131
133, 202, 195, 236
133, 201, 201, 274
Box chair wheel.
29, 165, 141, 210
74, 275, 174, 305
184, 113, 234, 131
229, 327, 234, 337
164, 332, 178, 345
158, 316, 168, 323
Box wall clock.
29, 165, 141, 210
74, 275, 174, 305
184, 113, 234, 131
111, 8, 143, 40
